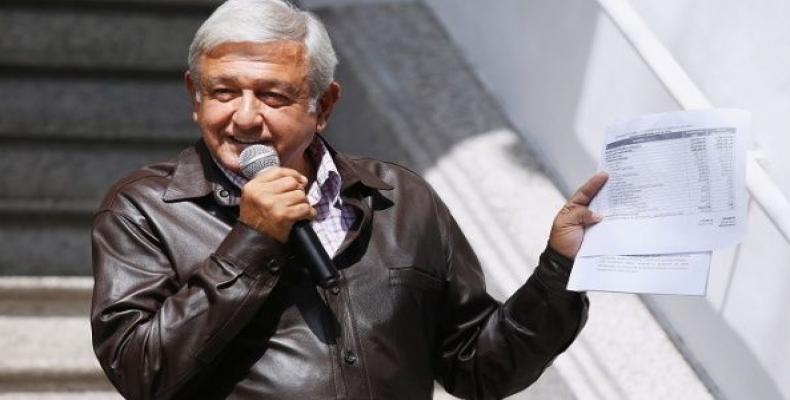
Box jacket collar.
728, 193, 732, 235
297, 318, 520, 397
162, 137, 392, 203
319, 135, 393, 193
163, 140, 241, 204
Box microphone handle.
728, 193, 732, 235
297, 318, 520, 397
290, 220, 340, 288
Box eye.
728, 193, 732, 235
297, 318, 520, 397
259, 91, 292, 107
210, 88, 238, 102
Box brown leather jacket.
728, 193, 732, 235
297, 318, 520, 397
91, 140, 588, 400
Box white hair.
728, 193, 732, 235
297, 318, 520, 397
188, 0, 338, 111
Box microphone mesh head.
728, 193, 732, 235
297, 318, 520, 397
239, 145, 279, 179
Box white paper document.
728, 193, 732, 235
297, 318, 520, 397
568, 109, 749, 295
567, 253, 712, 295
579, 109, 749, 257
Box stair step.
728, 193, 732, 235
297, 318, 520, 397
0, 142, 181, 276
6, 0, 221, 7
0, 391, 121, 399
0, 142, 188, 276
0, 140, 185, 199
0, 277, 115, 394
0, 199, 95, 218
0, 364, 112, 392
0, 221, 90, 276
0, 276, 92, 312
0, 6, 207, 72
0, 77, 195, 142
0, 142, 184, 277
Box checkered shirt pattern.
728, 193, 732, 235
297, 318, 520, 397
213, 137, 355, 257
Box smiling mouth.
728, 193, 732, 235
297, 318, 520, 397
229, 137, 262, 145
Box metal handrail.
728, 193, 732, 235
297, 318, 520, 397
596, 0, 790, 243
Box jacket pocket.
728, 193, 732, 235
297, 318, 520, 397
385, 267, 443, 352
388, 267, 443, 292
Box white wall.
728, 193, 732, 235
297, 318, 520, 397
628, 0, 790, 199
423, 0, 790, 399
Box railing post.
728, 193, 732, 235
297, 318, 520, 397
595, 0, 790, 243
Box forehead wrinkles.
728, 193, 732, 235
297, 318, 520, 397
203, 41, 307, 68
199, 41, 309, 89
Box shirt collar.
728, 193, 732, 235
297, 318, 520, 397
315, 135, 393, 193
305, 137, 342, 206
213, 156, 248, 190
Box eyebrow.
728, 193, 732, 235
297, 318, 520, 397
202, 75, 296, 90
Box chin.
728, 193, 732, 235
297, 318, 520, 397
222, 156, 242, 173
214, 146, 242, 173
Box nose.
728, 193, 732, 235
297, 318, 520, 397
232, 91, 263, 131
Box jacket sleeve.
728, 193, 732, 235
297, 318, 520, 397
432, 195, 589, 400
91, 209, 285, 400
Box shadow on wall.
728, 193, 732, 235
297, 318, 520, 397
321, 2, 547, 176
323, 1, 600, 194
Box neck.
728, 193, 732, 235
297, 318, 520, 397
299, 152, 317, 188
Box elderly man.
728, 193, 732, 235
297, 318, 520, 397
91, 0, 607, 399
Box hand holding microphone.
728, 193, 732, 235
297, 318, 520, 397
238, 145, 340, 288
238, 165, 313, 243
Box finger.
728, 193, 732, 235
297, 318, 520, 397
558, 204, 603, 226
254, 167, 308, 186
274, 189, 310, 207
261, 175, 306, 194
569, 172, 608, 206
281, 203, 316, 221
267, 197, 312, 220
577, 207, 604, 226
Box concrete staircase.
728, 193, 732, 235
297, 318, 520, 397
0, 277, 120, 398
0, 0, 218, 397
0, 0, 221, 276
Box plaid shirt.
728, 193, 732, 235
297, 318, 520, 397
213, 138, 355, 257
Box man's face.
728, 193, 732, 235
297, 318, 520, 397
188, 41, 337, 176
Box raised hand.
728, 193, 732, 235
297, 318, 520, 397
548, 172, 609, 259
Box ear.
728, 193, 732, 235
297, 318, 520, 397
184, 71, 200, 123
315, 81, 342, 133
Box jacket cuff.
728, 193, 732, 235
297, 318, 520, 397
533, 246, 575, 293
214, 222, 288, 280
503, 246, 587, 331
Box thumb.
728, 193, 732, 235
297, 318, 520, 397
578, 207, 604, 226
560, 204, 603, 227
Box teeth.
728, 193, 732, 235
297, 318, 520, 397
231, 138, 259, 144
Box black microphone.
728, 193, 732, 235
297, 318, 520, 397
239, 145, 340, 288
